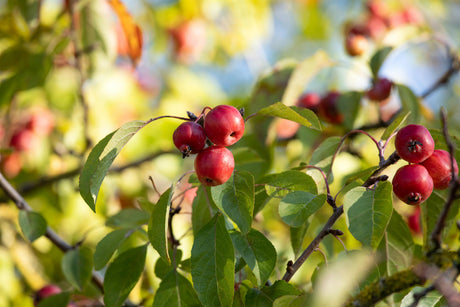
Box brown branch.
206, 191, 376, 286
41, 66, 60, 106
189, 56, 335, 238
345, 268, 424, 307
0, 171, 105, 293
0, 150, 175, 202
429, 109, 460, 250
68, 0, 92, 151
421, 53, 460, 99
282, 151, 401, 282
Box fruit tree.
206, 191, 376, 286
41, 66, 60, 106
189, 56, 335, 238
1, 0, 460, 306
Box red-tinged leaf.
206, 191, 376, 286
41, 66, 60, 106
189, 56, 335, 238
107, 0, 143, 65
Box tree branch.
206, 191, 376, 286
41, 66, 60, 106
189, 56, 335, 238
429, 109, 460, 250
0, 171, 105, 293
282, 151, 401, 282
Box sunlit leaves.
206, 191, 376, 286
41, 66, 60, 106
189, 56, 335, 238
309, 136, 342, 177
230, 229, 277, 286
370, 47, 393, 77
191, 214, 234, 307
107, 0, 143, 65
211, 171, 254, 234
104, 244, 148, 307
79, 120, 148, 212
148, 187, 172, 263
344, 182, 393, 249
279, 191, 326, 227
381, 111, 411, 140
257, 102, 321, 131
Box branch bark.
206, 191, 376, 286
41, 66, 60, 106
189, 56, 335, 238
0, 171, 105, 293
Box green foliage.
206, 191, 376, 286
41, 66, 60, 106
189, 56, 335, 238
36, 292, 71, 307
2, 1, 460, 306
230, 228, 277, 286
211, 172, 255, 234
257, 102, 321, 131
104, 244, 148, 307
148, 187, 172, 263
93, 228, 131, 270
153, 269, 202, 307
79, 120, 148, 211
279, 191, 326, 227
191, 214, 235, 307
344, 181, 393, 249
18, 211, 47, 242
61, 247, 93, 291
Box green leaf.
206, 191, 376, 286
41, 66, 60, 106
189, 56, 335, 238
281, 51, 332, 107
370, 46, 393, 77
336, 91, 363, 130
401, 287, 446, 307
230, 229, 277, 286
380, 111, 411, 140
94, 228, 131, 270
279, 191, 326, 227
397, 84, 420, 123
36, 292, 71, 307
377, 210, 414, 276
148, 187, 172, 264
262, 170, 318, 198
61, 247, 93, 291
104, 244, 148, 307
18, 211, 47, 242
344, 181, 393, 248
191, 214, 235, 307
106, 208, 150, 228
154, 249, 182, 279
309, 136, 342, 177
257, 102, 321, 131
422, 190, 459, 247
290, 222, 310, 257
153, 269, 202, 307
211, 171, 254, 234
192, 186, 217, 236
245, 280, 301, 307
79, 120, 148, 212
273, 295, 309, 307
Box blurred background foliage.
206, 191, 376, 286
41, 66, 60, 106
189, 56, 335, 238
0, 0, 460, 305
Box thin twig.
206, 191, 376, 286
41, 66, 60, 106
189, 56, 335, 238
0, 171, 105, 293
430, 109, 460, 250
282, 152, 401, 282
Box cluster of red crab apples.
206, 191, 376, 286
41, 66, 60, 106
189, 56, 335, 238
392, 124, 458, 205
173, 105, 245, 186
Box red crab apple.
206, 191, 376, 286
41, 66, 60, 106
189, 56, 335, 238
318, 91, 343, 124
392, 164, 433, 205
204, 105, 245, 147
366, 78, 393, 102
34, 284, 62, 306
194, 146, 234, 186
395, 124, 434, 163
9, 129, 39, 152
407, 206, 422, 235
345, 33, 368, 56
421, 149, 459, 190
173, 121, 207, 157
297, 92, 321, 111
